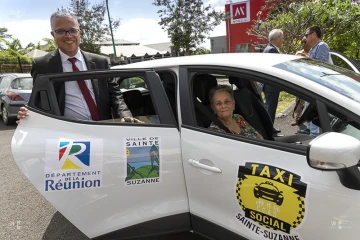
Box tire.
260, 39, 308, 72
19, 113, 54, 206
2, 105, 13, 125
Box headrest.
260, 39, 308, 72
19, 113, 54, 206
122, 90, 143, 109
193, 74, 217, 105
229, 76, 249, 90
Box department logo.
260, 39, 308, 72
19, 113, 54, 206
59, 141, 90, 170
44, 139, 103, 192
235, 162, 307, 239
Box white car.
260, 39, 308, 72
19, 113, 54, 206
12, 53, 360, 240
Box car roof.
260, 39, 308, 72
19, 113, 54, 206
0, 73, 31, 77
111, 53, 301, 71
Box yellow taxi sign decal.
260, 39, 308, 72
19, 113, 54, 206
235, 162, 307, 239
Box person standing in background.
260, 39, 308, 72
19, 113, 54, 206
298, 26, 330, 135
262, 29, 284, 136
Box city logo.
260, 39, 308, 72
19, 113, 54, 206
125, 136, 161, 186
231, 0, 250, 24
235, 163, 307, 240
44, 139, 103, 192
59, 141, 90, 170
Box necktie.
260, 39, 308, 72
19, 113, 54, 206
68, 57, 100, 121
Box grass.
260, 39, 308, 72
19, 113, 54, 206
261, 92, 296, 114
277, 92, 296, 114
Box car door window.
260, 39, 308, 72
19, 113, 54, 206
327, 107, 360, 141
185, 70, 316, 146
0, 76, 12, 91
31, 71, 174, 125
331, 54, 354, 71
11, 77, 33, 90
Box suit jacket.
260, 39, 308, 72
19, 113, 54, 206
263, 43, 279, 54
31, 49, 132, 120
263, 44, 280, 93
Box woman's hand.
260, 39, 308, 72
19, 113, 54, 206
256, 134, 264, 140
16, 107, 29, 124
120, 117, 145, 124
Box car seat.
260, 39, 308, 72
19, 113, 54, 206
122, 90, 144, 117
192, 74, 218, 128
229, 76, 274, 140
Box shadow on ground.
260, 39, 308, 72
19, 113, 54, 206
43, 212, 206, 240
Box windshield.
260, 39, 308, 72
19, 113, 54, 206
274, 58, 360, 103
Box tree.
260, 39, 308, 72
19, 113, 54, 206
247, 0, 360, 58
191, 47, 211, 55
0, 38, 23, 52
0, 27, 12, 39
42, 38, 57, 52
59, 0, 120, 53
153, 0, 224, 55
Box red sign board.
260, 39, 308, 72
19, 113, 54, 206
232, 2, 247, 20
231, 0, 250, 24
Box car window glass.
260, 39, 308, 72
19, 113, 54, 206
0, 76, 12, 90
119, 77, 147, 90
327, 107, 360, 141
331, 55, 353, 71
189, 71, 317, 145
33, 74, 167, 125
274, 58, 360, 104
11, 77, 33, 90
158, 71, 177, 122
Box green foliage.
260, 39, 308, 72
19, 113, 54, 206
0, 38, 23, 52
59, 0, 120, 54
248, 0, 360, 58
153, 0, 224, 55
0, 27, 12, 40
42, 38, 57, 52
191, 47, 211, 55
0, 49, 32, 64
0, 49, 32, 73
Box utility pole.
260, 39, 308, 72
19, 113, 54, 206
106, 0, 117, 57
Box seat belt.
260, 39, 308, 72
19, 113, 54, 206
194, 99, 232, 134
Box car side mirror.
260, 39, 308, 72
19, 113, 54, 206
307, 132, 360, 170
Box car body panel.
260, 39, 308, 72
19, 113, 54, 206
12, 106, 188, 239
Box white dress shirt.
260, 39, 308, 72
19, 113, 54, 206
58, 49, 96, 120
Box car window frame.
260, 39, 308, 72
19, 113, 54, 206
179, 65, 360, 155
27, 69, 177, 128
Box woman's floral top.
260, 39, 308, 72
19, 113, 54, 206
209, 114, 260, 139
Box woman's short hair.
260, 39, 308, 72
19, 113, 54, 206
209, 85, 234, 105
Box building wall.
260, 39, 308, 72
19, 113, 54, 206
225, 0, 268, 53
210, 36, 227, 54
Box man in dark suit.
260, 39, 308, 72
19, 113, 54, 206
262, 29, 284, 136
18, 11, 135, 122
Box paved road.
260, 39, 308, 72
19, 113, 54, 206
0, 104, 302, 240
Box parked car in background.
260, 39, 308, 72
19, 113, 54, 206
0, 73, 33, 125
329, 50, 360, 73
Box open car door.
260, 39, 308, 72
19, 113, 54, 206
11, 69, 190, 239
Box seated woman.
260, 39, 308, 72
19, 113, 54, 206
208, 85, 263, 140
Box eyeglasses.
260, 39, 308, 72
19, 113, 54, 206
53, 28, 80, 36
305, 32, 313, 38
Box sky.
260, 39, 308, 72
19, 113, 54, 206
0, 0, 228, 49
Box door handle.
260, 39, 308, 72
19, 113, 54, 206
188, 159, 222, 173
